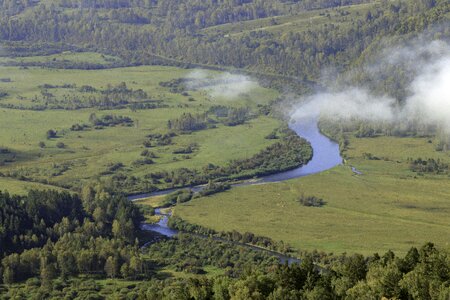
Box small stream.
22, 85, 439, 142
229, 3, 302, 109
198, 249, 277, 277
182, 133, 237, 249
140, 208, 178, 237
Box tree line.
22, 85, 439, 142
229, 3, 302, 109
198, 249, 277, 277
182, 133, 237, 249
0, 186, 146, 285
0, 0, 447, 98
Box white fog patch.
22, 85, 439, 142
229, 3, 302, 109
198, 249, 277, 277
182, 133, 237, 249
292, 88, 395, 122
404, 56, 450, 130
291, 37, 450, 134
186, 70, 258, 100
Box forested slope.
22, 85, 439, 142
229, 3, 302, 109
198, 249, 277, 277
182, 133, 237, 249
0, 0, 448, 91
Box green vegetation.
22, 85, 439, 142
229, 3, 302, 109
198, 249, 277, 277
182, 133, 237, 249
2, 227, 449, 300
168, 217, 293, 254
0, 188, 144, 283
143, 130, 311, 188
0, 0, 449, 298
298, 194, 326, 207
0, 0, 447, 93
0, 63, 288, 193
409, 158, 449, 174
176, 134, 450, 255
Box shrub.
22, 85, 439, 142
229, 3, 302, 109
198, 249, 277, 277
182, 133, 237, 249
298, 194, 325, 207
46, 129, 57, 139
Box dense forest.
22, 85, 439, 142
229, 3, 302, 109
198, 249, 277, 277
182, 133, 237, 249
0, 187, 145, 285
1, 195, 449, 300
0, 0, 448, 95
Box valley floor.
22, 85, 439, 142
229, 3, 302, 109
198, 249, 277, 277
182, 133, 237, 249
176, 135, 450, 255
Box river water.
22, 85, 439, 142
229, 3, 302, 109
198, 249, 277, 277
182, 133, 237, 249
129, 117, 342, 201
132, 117, 342, 262
140, 208, 178, 237
257, 117, 342, 182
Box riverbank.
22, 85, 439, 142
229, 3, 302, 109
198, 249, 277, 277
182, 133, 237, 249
176, 131, 450, 255
134, 117, 343, 262
129, 118, 341, 201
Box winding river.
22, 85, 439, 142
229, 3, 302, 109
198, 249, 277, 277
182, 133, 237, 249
129, 117, 342, 201
131, 117, 342, 263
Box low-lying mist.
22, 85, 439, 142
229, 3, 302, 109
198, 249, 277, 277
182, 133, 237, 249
291, 38, 450, 135
186, 70, 257, 100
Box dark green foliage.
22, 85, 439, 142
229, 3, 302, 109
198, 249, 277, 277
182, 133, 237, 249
144, 130, 312, 189
107, 173, 158, 194
164, 189, 193, 207
298, 194, 325, 207
0, 148, 10, 154
0, 0, 447, 95
197, 181, 231, 197
132, 157, 154, 167
0, 190, 84, 256
89, 113, 133, 128
13, 82, 151, 110
0, 203, 449, 300
207, 105, 230, 118
101, 162, 125, 175
143, 133, 176, 148
0, 187, 145, 284
223, 107, 250, 126
140, 149, 157, 158
362, 152, 380, 160
147, 233, 280, 275
46, 129, 57, 139
172, 143, 197, 154
168, 113, 207, 132
225, 130, 312, 178
265, 130, 279, 139
207, 105, 251, 126
70, 123, 89, 131
409, 158, 449, 174
78, 85, 97, 93
159, 78, 188, 93
168, 217, 292, 254
355, 124, 376, 138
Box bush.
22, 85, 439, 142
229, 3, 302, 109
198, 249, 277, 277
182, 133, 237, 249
46, 129, 57, 139
164, 189, 193, 206
197, 181, 230, 197
141, 150, 157, 158
298, 195, 325, 207
132, 158, 154, 166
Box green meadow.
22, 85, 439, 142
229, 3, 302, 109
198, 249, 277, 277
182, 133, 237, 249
0, 177, 68, 195
0, 56, 281, 192
0, 51, 122, 66
2, 51, 449, 257
202, 2, 377, 37
175, 135, 450, 255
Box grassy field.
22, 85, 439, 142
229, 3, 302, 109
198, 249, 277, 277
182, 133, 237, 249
0, 177, 68, 195
2, 52, 449, 257
175, 135, 450, 255
0, 51, 123, 66
202, 2, 377, 37
0, 57, 281, 192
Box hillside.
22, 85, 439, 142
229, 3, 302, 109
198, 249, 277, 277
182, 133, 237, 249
0, 1, 450, 299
